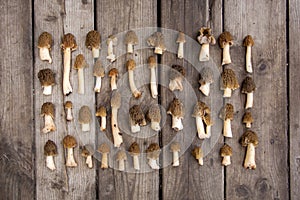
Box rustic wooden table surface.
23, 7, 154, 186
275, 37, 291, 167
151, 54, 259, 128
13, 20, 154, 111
0, 0, 298, 199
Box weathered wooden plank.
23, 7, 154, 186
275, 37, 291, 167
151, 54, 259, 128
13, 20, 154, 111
96, 1, 159, 199
34, 0, 96, 199
224, 1, 288, 199
160, 0, 223, 199
0, 0, 34, 199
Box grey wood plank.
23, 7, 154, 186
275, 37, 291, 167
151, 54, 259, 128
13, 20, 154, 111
0, 0, 34, 199
160, 0, 224, 199
223, 1, 289, 199
34, 0, 96, 199
96, 0, 159, 199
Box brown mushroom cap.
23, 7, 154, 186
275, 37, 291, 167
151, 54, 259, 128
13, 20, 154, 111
170, 65, 186, 80
61, 33, 77, 50
85, 30, 101, 49
116, 150, 127, 161
170, 142, 181, 152
224, 103, 234, 120
192, 147, 203, 160
38, 68, 55, 86
111, 91, 121, 108
168, 98, 184, 117
74, 54, 88, 69
78, 106, 92, 124
41, 102, 55, 118
220, 144, 232, 157
148, 56, 156, 68
124, 30, 139, 45
176, 31, 186, 43
128, 142, 141, 155
148, 104, 161, 122
221, 68, 240, 90
218, 31, 233, 48
96, 106, 107, 117
199, 67, 214, 85
106, 35, 118, 45
146, 143, 161, 159
38, 32, 52, 48
81, 145, 94, 157
63, 135, 77, 148
203, 114, 213, 126
243, 111, 254, 124
108, 68, 119, 77
243, 35, 254, 47
129, 105, 146, 126
93, 59, 105, 77
241, 77, 256, 93
126, 59, 136, 71
192, 101, 210, 118
147, 32, 166, 50
197, 27, 216, 44
241, 130, 259, 147
44, 140, 58, 156
98, 143, 110, 153
65, 101, 73, 109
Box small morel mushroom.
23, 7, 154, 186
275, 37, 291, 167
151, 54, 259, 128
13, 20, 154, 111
85, 30, 101, 58
243, 111, 253, 128
41, 102, 56, 133
241, 76, 256, 109
81, 144, 94, 169
99, 143, 110, 169
93, 59, 105, 93
129, 105, 146, 133
169, 65, 186, 92
108, 68, 119, 91
203, 114, 213, 138
221, 68, 240, 97
64, 101, 74, 121
111, 91, 123, 147
199, 67, 214, 96
241, 130, 258, 169
220, 144, 232, 166
148, 56, 158, 98
38, 68, 55, 95
78, 106, 92, 132
44, 140, 57, 171
106, 35, 118, 62
192, 146, 203, 166
126, 59, 142, 98
192, 101, 210, 139
167, 98, 184, 131
243, 35, 254, 73
116, 150, 127, 171
63, 135, 77, 167
146, 143, 160, 169
197, 27, 216, 61
38, 32, 53, 63
128, 142, 141, 170
61, 33, 77, 95
220, 103, 234, 138
74, 54, 88, 94
147, 32, 166, 55
124, 30, 138, 54
176, 31, 186, 59
148, 104, 161, 131
96, 106, 107, 131
170, 142, 181, 167
219, 31, 233, 65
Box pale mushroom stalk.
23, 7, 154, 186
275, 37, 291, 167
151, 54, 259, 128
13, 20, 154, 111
107, 40, 114, 59
198, 157, 203, 165
85, 155, 93, 168
223, 119, 232, 138
133, 155, 140, 170
92, 47, 99, 58
222, 44, 231, 65
223, 87, 232, 98
246, 46, 252, 73
199, 82, 210, 97
195, 116, 206, 139
130, 118, 141, 133
119, 159, 125, 171
66, 147, 77, 167
150, 67, 158, 98
46, 155, 56, 170
244, 143, 256, 169
63, 47, 72, 95
177, 42, 184, 59
128, 69, 141, 98
43, 86, 52, 95
111, 76, 117, 90
172, 116, 183, 131
38, 32, 52, 63
101, 153, 108, 169
206, 125, 211, 138
199, 43, 209, 61
40, 47, 52, 64
94, 76, 103, 92
148, 158, 159, 169
151, 121, 160, 131
43, 115, 56, 133
169, 79, 183, 91
173, 151, 179, 167
111, 108, 122, 147
82, 123, 90, 132
155, 47, 163, 54
246, 93, 253, 109
127, 43, 134, 54
222, 156, 231, 166
100, 116, 106, 131
169, 65, 186, 92
77, 68, 85, 94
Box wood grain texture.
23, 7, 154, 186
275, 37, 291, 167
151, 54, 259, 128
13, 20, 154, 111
96, 1, 159, 199
224, 1, 288, 199
160, 0, 224, 199
0, 0, 34, 199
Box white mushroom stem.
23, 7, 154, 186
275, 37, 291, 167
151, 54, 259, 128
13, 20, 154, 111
128, 70, 141, 98
130, 118, 141, 133
66, 108, 73, 121
198, 157, 203, 166
222, 156, 231, 166
101, 153, 108, 168
39, 47, 52, 63
154, 47, 163, 55
172, 151, 179, 167
66, 148, 77, 167
77, 68, 85, 94
92, 47, 100, 59
111, 107, 123, 147
244, 143, 256, 169
86, 155, 93, 168
81, 123, 90, 132
151, 121, 161, 132
118, 159, 125, 171
199, 43, 209, 61
206, 125, 211, 138
169, 78, 183, 91
42, 115, 56, 133
110, 75, 117, 90
195, 116, 206, 139
172, 116, 183, 131
246, 46, 253, 73
148, 158, 159, 169
100, 116, 106, 131
94, 77, 102, 93
222, 44, 231, 65
46, 156, 56, 171
107, 41, 116, 62
245, 93, 253, 109
43, 85, 52, 95
150, 67, 158, 98
63, 48, 73, 95
246, 122, 251, 128
223, 87, 232, 98
199, 83, 210, 96
127, 44, 134, 54
223, 119, 232, 138
133, 155, 140, 170
177, 42, 184, 59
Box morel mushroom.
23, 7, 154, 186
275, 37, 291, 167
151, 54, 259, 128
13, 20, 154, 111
41, 102, 56, 133
203, 114, 213, 138
85, 30, 101, 58
169, 65, 186, 92
148, 56, 158, 98
81, 144, 94, 169
116, 150, 127, 171
111, 91, 123, 147
44, 140, 57, 171
106, 35, 118, 62
61, 33, 77, 95
124, 30, 138, 54
241, 130, 258, 169
96, 106, 107, 131
74, 54, 88, 94
78, 106, 92, 132
192, 146, 203, 166
243, 35, 254, 73
220, 144, 232, 166
241, 76, 256, 109
220, 103, 234, 138
63, 135, 77, 167
147, 32, 166, 55
167, 98, 184, 131
64, 101, 73, 121
93, 59, 105, 93
128, 142, 140, 170
109, 68, 119, 91
129, 105, 146, 133
146, 143, 160, 169
148, 104, 161, 131
99, 143, 110, 169
192, 101, 210, 139
199, 67, 214, 96
170, 142, 181, 167
38, 68, 55, 95
176, 31, 186, 59
126, 59, 142, 98
219, 31, 233, 65
221, 68, 240, 97
243, 111, 253, 128
38, 32, 53, 63
197, 27, 216, 61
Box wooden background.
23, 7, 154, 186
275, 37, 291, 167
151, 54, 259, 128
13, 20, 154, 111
0, 0, 297, 199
